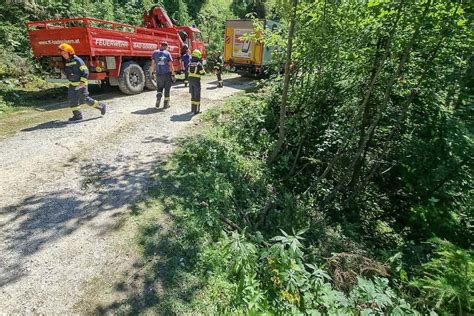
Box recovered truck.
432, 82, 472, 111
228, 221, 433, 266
26, 6, 206, 95
223, 19, 279, 76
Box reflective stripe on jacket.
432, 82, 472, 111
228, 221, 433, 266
64, 55, 89, 85
189, 57, 205, 79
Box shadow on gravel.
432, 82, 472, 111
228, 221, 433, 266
67, 117, 102, 124
20, 117, 101, 132
0, 157, 158, 288
131, 108, 163, 115
93, 162, 202, 315
170, 112, 194, 122
21, 120, 68, 131
142, 136, 174, 144
206, 76, 257, 92
207, 76, 249, 86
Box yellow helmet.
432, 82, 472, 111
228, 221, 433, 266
58, 43, 75, 55
191, 49, 202, 59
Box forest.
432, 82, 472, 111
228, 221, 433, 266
0, 0, 472, 314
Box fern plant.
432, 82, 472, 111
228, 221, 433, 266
410, 238, 474, 315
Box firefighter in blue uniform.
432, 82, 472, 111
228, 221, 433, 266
58, 43, 106, 121
151, 41, 176, 108
181, 46, 191, 87
188, 49, 206, 114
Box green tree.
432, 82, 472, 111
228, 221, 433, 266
231, 0, 267, 18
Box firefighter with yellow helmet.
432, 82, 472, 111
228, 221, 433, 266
58, 43, 106, 121
188, 49, 206, 114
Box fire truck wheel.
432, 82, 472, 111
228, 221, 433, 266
118, 61, 145, 95
143, 61, 157, 90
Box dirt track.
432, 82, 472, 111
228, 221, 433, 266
0, 75, 252, 313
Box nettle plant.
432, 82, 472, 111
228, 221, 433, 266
220, 230, 418, 314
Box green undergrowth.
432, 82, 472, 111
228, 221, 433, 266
0, 42, 67, 115
0, 75, 66, 116
121, 93, 469, 314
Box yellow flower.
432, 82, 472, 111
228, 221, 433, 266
271, 275, 281, 286
280, 290, 300, 304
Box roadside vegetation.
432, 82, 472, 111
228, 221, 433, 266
125, 78, 471, 313
1, 0, 472, 314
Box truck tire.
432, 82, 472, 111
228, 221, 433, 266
143, 61, 157, 90
118, 61, 145, 95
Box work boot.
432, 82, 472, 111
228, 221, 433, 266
155, 97, 161, 108
68, 110, 83, 122
191, 104, 197, 114
98, 102, 106, 115
163, 100, 170, 108
195, 103, 201, 114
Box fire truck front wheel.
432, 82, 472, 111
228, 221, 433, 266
118, 61, 145, 95
143, 61, 157, 90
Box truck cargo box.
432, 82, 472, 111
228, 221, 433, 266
224, 19, 279, 75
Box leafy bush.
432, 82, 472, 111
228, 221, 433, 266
191, 229, 419, 314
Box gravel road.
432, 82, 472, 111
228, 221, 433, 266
0, 74, 252, 314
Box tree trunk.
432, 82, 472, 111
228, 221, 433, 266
303, 1, 406, 196
321, 0, 432, 209
267, 0, 298, 164
347, 0, 432, 189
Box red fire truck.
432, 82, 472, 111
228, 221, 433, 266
26, 6, 206, 95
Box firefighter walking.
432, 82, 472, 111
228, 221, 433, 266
188, 49, 206, 115
58, 43, 106, 121
151, 41, 176, 108
214, 51, 224, 88
181, 46, 191, 87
